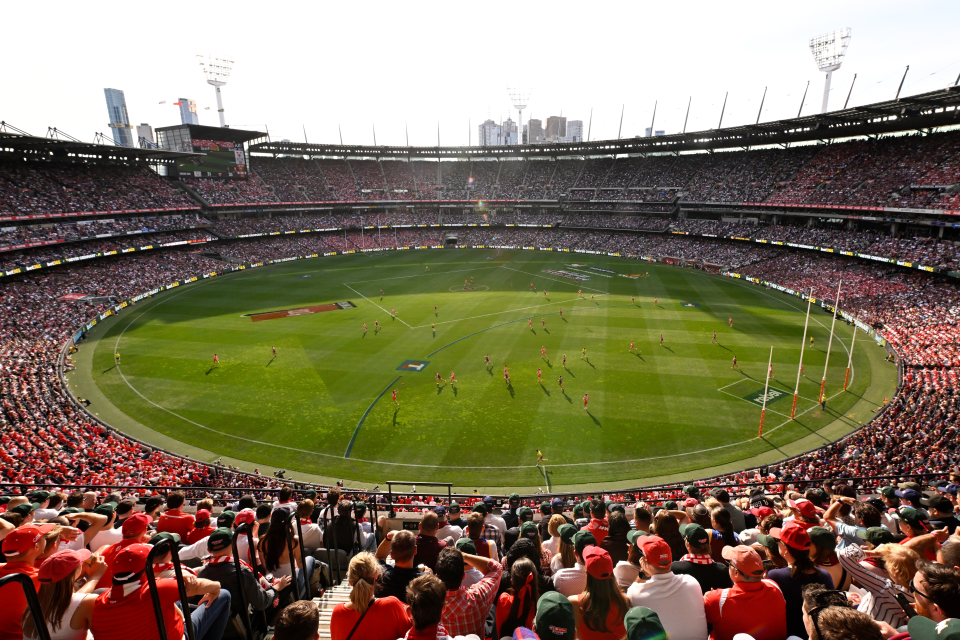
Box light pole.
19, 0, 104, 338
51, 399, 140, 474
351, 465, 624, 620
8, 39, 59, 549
198, 53, 235, 128
508, 87, 530, 144
809, 29, 852, 114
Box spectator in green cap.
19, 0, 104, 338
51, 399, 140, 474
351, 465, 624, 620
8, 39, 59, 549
517, 506, 534, 524
534, 591, 575, 640
88, 502, 121, 550
807, 525, 853, 591
519, 521, 552, 575
574, 502, 591, 529
454, 537, 485, 588
672, 523, 732, 594
624, 606, 667, 640
552, 530, 594, 596
447, 501, 466, 529
147, 531, 195, 580
503, 493, 523, 529
551, 523, 579, 574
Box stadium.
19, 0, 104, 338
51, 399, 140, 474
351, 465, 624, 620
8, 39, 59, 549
2, 10, 960, 640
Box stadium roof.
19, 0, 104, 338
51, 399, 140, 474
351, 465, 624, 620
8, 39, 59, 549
0, 126, 202, 163
250, 86, 960, 159
155, 124, 268, 145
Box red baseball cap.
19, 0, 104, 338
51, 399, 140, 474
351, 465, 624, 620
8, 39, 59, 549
749, 506, 776, 520
787, 498, 818, 519
111, 543, 152, 576
234, 509, 256, 525
583, 546, 613, 579
638, 535, 673, 569
682, 497, 699, 508
194, 509, 211, 525
3, 524, 56, 556
722, 545, 765, 577
121, 512, 153, 536
769, 521, 812, 551
39, 549, 92, 583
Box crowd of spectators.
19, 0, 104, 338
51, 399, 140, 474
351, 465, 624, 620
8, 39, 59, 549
181, 173, 277, 205
0, 214, 209, 249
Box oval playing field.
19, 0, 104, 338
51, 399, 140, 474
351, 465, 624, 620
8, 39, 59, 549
84, 249, 896, 490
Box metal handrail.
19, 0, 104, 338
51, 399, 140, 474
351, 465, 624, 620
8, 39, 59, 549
282, 511, 301, 602
146, 539, 197, 640
0, 573, 51, 640
230, 525, 258, 640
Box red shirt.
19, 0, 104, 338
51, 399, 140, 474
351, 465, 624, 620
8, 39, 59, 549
157, 509, 195, 539
585, 518, 610, 546
0, 561, 38, 640
186, 524, 216, 545
704, 579, 787, 640
496, 591, 535, 637
330, 596, 411, 640
96, 538, 143, 589
91, 578, 184, 640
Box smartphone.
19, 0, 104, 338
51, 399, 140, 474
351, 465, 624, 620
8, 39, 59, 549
894, 593, 917, 618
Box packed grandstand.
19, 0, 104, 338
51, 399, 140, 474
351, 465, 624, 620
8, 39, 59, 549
2, 107, 960, 640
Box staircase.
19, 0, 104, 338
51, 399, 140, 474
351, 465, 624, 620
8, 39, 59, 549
173, 180, 210, 207
314, 583, 353, 639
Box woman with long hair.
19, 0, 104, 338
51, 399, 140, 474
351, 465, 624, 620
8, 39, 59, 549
710, 507, 739, 549
258, 508, 317, 597
495, 558, 540, 638
765, 522, 835, 639
543, 514, 568, 557
518, 521, 553, 576
550, 524, 578, 574
22, 550, 106, 640
652, 509, 686, 561
807, 526, 854, 591
329, 552, 411, 640
836, 538, 921, 628
569, 547, 629, 639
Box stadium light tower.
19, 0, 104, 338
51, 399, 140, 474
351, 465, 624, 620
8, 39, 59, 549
809, 28, 852, 114
197, 53, 234, 127
508, 87, 530, 145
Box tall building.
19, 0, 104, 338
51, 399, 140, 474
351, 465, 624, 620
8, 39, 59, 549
478, 117, 519, 146
524, 119, 544, 144
136, 123, 154, 147
567, 120, 584, 142
177, 99, 199, 125
545, 116, 567, 141
103, 88, 134, 147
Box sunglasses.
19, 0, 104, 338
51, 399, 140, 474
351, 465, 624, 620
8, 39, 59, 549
806, 590, 852, 639
909, 582, 932, 602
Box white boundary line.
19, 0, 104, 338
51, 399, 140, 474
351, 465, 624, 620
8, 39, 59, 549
343, 283, 413, 328
101, 257, 863, 470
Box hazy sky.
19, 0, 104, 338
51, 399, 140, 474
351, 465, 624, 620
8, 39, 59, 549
3, 1, 959, 147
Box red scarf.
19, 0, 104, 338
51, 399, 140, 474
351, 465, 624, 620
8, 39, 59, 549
404, 624, 451, 639
680, 554, 715, 565
152, 562, 197, 576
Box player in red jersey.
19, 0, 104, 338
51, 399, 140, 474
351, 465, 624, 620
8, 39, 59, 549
728, 316, 733, 328
630, 341, 636, 352
528, 318, 533, 329
537, 368, 542, 383
391, 307, 396, 316
541, 346, 547, 359
654, 297, 658, 306
530, 282, 535, 290
557, 375, 563, 391
583, 394, 589, 410
213, 354, 219, 365
465, 278, 468, 286
578, 289, 582, 298
392, 389, 398, 405
449, 371, 456, 385
768, 364, 774, 379
363, 322, 367, 334
732, 356, 739, 370
436, 372, 443, 387
484, 354, 490, 367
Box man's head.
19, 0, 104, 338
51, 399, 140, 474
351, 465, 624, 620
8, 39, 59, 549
278, 485, 293, 502
205, 528, 234, 557
65, 492, 84, 509
928, 495, 954, 519
572, 530, 596, 563
912, 560, 960, 622
638, 536, 673, 575
148, 532, 180, 564
535, 591, 575, 640
633, 504, 652, 531
898, 506, 929, 537
432, 505, 448, 524
624, 606, 667, 640
419, 511, 439, 536
297, 499, 314, 521
82, 492, 97, 510
121, 512, 154, 541
852, 501, 882, 528
326, 487, 341, 507
710, 488, 730, 504
466, 511, 485, 538
722, 545, 765, 583
434, 547, 465, 590
390, 530, 416, 567
115, 499, 137, 521
896, 488, 925, 508
589, 499, 605, 519
508, 493, 521, 509
679, 523, 711, 556
551, 498, 565, 514
447, 501, 461, 519
517, 506, 533, 523
273, 601, 320, 640
406, 574, 447, 631
144, 496, 165, 516
166, 491, 185, 510
3, 523, 56, 562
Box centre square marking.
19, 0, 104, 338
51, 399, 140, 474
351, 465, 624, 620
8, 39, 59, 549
744, 387, 789, 406
397, 360, 430, 372
244, 300, 356, 322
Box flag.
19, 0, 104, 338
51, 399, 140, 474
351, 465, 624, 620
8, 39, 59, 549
173, 101, 182, 106
158, 100, 166, 104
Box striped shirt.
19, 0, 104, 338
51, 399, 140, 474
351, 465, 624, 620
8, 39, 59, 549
836, 544, 914, 628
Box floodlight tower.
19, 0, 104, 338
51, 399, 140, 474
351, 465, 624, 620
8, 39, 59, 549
197, 53, 235, 127
809, 28, 852, 113
508, 87, 530, 145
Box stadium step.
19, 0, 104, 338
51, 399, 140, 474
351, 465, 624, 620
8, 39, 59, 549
308, 584, 353, 639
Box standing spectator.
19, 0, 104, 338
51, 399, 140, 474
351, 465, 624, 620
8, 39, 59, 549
672, 523, 733, 594
801, 584, 884, 640
633, 503, 653, 535
807, 526, 853, 591
584, 500, 609, 546
447, 502, 466, 530
413, 511, 447, 572
626, 535, 708, 640
836, 541, 919, 628
0, 523, 56, 639
599, 512, 630, 566
550, 524, 580, 575
518, 522, 553, 575
569, 547, 628, 639
711, 488, 746, 533
765, 522, 834, 639
501, 493, 523, 530
21, 549, 107, 640
464, 512, 498, 561
495, 557, 539, 638
482, 496, 507, 536
553, 530, 594, 597
533, 591, 575, 640
330, 552, 411, 640
273, 601, 320, 640
156, 491, 195, 538
470, 504, 502, 557
434, 506, 463, 543
543, 515, 567, 558
90, 543, 231, 640
434, 546, 503, 638
704, 546, 787, 640
375, 529, 422, 603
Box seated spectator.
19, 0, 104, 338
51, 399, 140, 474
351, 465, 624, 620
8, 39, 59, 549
912, 559, 960, 623
533, 591, 575, 640
196, 527, 290, 638
95, 512, 155, 588
518, 521, 553, 576
672, 523, 733, 594
711, 488, 747, 533
652, 509, 686, 561
90, 542, 230, 640
434, 546, 503, 638
273, 600, 320, 640
375, 529, 422, 603
599, 512, 630, 567
704, 545, 787, 640
550, 524, 579, 575
0, 523, 56, 638
186, 509, 215, 545
463, 511, 497, 561
330, 551, 411, 640
156, 491, 195, 538
765, 522, 835, 638
297, 500, 323, 550
495, 557, 539, 638
501, 493, 523, 530
543, 514, 567, 558
584, 500, 609, 545
623, 606, 668, 640
569, 547, 629, 639
413, 511, 447, 571
21, 549, 107, 640
801, 584, 883, 640
836, 540, 919, 628
553, 530, 594, 597
434, 506, 463, 543
627, 535, 708, 639
257, 509, 316, 599
613, 530, 648, 590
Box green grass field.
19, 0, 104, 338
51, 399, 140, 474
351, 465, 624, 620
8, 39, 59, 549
89, 248, 888, 488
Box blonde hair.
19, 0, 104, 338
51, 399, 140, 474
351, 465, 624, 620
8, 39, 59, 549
347, 552, 381, 613
875, 543, 921, 588
547, 514, 567, 538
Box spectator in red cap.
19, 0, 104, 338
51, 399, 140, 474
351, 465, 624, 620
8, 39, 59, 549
704, 545, 787, 640
156, 491, 195, 539
765, 522, 834, 639
95, 512, 155, 588
21, 549, 106, 640
786, 498, 822, 531
0, 523, 56, 639
186, 509, 215, 545
626, 535, 707, 640
569, 547, 628, 639
90, 542, 231, 640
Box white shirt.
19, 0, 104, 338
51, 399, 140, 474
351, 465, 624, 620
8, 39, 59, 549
301, 522, 324, 550
485, 514, 507, 536
89, 526, 122, 551
626, 572, 708, 640
461, 567, 484, 589
436, 523, 463, 542
33, 508, 61, 521
613, 560, 641, 590
543, 535, 560, 557
552, 563, 587, 597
